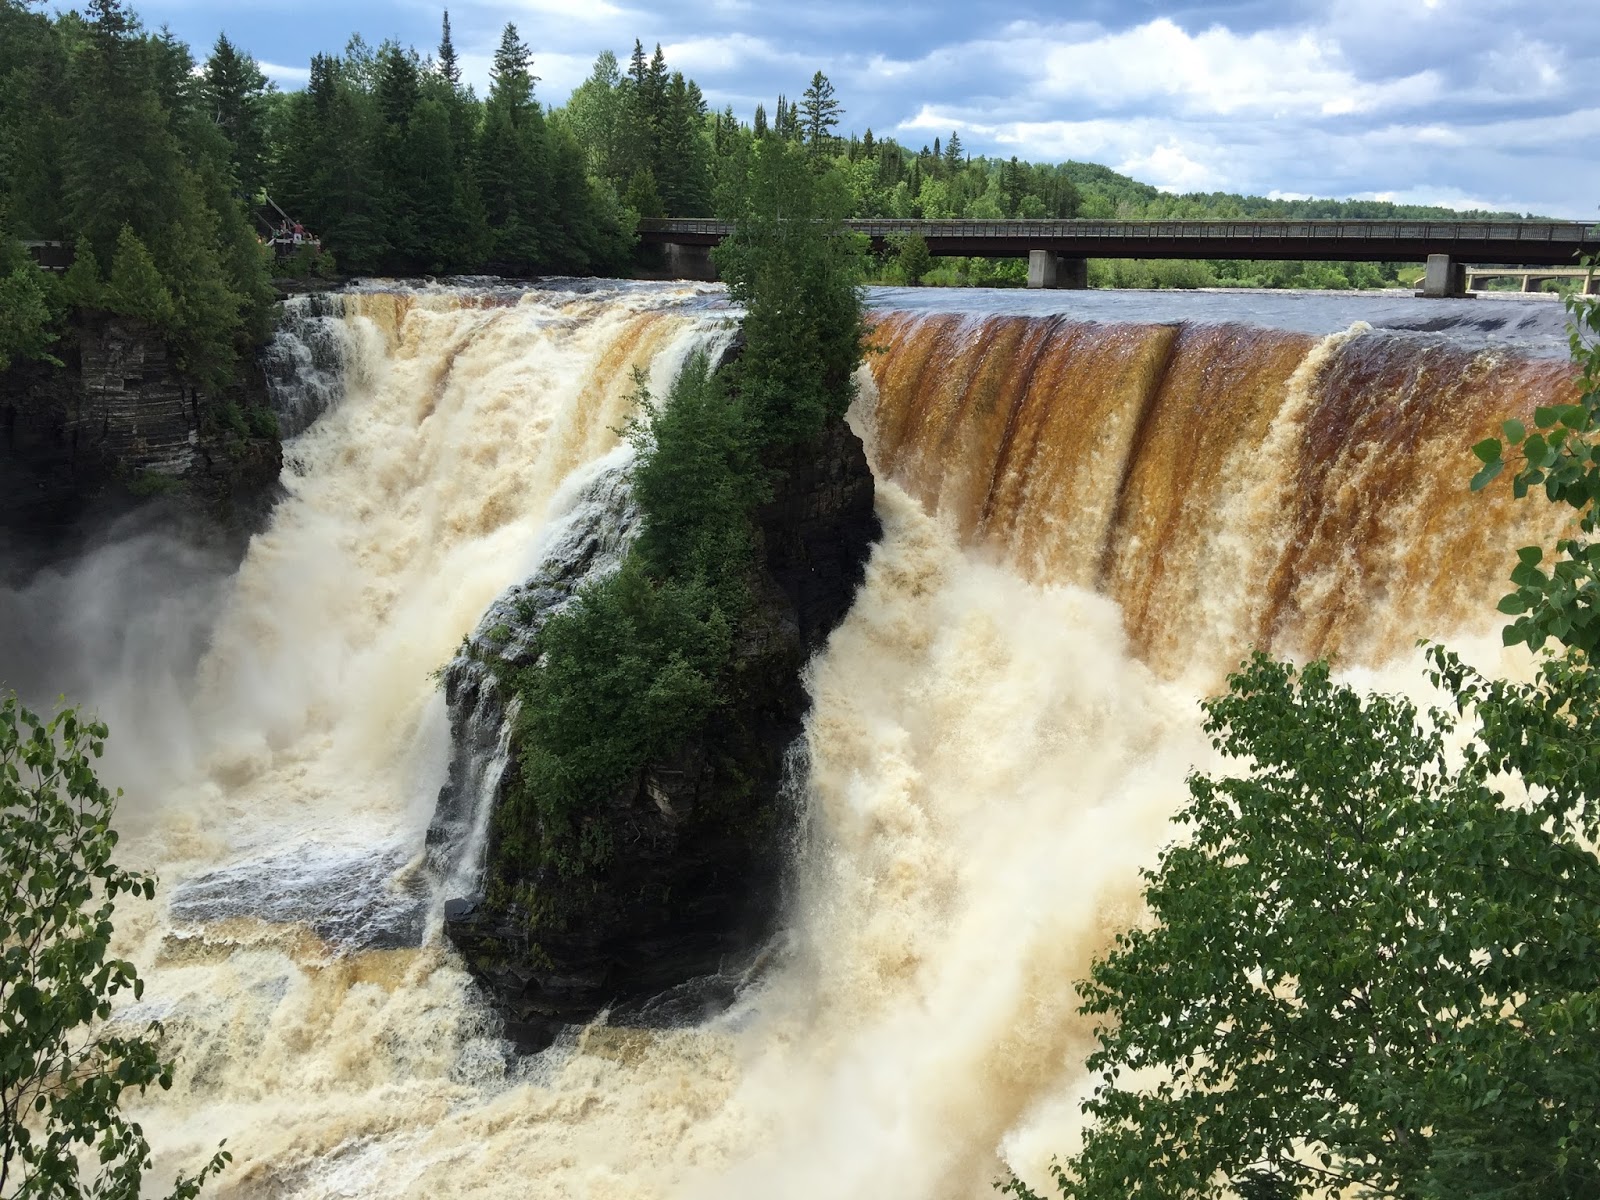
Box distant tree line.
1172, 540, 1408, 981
2, 0, 1554, 388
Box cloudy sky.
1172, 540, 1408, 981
124, 0, 1598, 216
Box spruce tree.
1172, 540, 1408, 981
437, 9, 460, 87
944, 130, 963, 170
105, 223, 174, 327
202, 33, 270, 197
476, 23, 548, 270
799, 70, 841, 154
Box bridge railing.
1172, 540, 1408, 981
640, 218, 1600, 244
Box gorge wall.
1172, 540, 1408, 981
0, 314, 282, 563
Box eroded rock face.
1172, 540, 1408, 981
0, 315, 281, 564
437, 416, 878, 1049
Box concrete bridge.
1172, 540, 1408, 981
639, 218, 1600, 296
1464, 264, 1599, 296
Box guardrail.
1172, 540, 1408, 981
638, 218, 1600, 266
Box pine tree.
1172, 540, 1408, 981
861, 127, 875, 157
437, 9, 460, 87
944, 130, 963, 170
799, 70, 841, 154
752, 102, 767, 139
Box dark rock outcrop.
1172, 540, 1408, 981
439, 415, 878, 1049
0, 315, 281, 568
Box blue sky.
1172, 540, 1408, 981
117, 0, 1599, 216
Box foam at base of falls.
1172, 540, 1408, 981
169, 840, 428, 951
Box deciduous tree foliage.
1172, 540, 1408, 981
0, 694, 230, 1199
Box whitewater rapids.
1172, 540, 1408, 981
0, 280, 1575, 1199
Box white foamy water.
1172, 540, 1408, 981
0, 282, 1567, 1199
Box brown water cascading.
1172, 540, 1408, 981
868, 313, 1181, 588
866, 312, 1580, 676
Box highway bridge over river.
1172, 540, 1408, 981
638, 218, 1600, 297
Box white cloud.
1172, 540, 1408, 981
1026, 19, 1444, 118
659, 33, 808, 74
1118, 141, 1219, 192
260, 61, 310, 85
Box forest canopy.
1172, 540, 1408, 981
0, 0, 1548, 385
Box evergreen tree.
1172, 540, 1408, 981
0, 4, 71, 239
476, 23, 548, 270
943, 130, 963, 169
437, 8, 460, 87
373, 41, 426, 269
1001, 155, 1026, 217
105, 223, 174, 326
60, 243, 105, 310
202, 33, 270, 197
799, 70, 841, 154
657, 71, 710, 217
65, 0, 183, 262
752, 102, 767, 139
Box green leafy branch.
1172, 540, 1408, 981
1470, 282, 1600, 650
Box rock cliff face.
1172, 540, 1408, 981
438, 416, 878, 1049
0, 315, 281, 564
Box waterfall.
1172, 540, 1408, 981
425, 450, 643, 902
0, 282, 1578, 1199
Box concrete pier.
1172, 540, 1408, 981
664, 242, 718, 282
1418, 253, 1471, 299
1027, 249, 1057, 289
1027, 251, 1088, 290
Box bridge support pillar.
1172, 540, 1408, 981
1027, 249, 1057, 289
1417, 253, 1470, 299
1027, 251, 1087, 289
1057, 256, 1088, 289
664, 242, 718, 282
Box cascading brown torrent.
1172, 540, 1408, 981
866, 311, 1580, 679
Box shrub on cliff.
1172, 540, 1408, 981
498, 358, 753, 879
1013, 296, 1600, 1196
0, 256, 59, 373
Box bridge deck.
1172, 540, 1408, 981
639, 218, 1600, 267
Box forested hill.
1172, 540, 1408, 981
0, 0, 1539, 385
